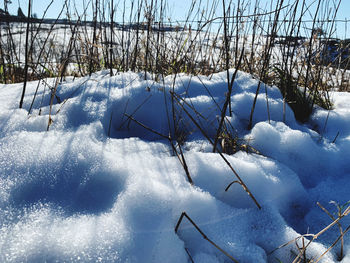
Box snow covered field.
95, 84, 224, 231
0, 69, 350, 262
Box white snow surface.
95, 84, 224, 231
0, 69, 349, 262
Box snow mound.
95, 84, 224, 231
0, 69, 349, 262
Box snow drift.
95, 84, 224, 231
0, 69, 349, 262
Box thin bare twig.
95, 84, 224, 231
175, 212, 239, 263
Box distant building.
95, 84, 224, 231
0, 8, 10, 16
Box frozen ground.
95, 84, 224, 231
0, 69, 350, 262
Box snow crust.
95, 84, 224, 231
0, 69, 349, 262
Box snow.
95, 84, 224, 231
0, 69, 349, 262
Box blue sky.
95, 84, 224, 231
3, 0, 350, 38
